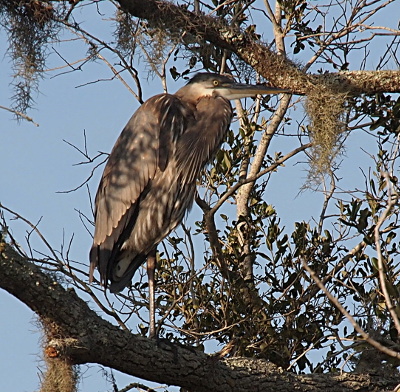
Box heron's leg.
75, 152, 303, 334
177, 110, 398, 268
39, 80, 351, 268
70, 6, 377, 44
147, 248, 157, 338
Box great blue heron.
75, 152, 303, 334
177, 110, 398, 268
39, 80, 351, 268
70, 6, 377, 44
89, 72, 288, 337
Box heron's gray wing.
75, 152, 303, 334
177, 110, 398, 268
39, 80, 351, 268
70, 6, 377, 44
176, 96, 232, 183
90, 94, 186, 284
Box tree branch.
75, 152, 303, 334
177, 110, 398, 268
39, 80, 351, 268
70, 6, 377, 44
0, 242, 398, 391
302, 258, 400, 361
0, 105, 39, 126
116, 0, 400, 94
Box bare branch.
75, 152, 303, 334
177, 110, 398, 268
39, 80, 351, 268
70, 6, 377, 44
302, 259, 400, 360
210, 141, 312, 215
0, 104, 39, 126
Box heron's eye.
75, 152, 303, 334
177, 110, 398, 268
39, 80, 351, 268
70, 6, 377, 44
213, 80, 219, 86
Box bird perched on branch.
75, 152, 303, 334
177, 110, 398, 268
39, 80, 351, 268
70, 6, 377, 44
89, 72, 289, 337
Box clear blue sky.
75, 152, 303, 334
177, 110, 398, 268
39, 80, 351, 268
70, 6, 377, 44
0, 1, 398, 391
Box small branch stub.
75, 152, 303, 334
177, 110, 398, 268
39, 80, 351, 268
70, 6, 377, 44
45, 346, 59, 359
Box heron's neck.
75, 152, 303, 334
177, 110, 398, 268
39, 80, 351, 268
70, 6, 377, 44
175, 83, 214, 106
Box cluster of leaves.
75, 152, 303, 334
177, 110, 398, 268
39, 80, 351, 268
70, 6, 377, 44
148, 132, 400, 373
352, 94, 400, 135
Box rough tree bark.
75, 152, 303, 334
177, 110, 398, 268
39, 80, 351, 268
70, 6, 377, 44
0, 244, 398, 392
116, 0, 400, 95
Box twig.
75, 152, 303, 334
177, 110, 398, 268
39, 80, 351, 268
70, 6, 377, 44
119, 382, 157, 392
287, 337, 323, 371
317, 172, 336, 235
56, 155, 108, 194
181, 223, 198, 312
0, 105, 39, 126
0, 204, 60, 262
299, 240, 366, 305
59, 20, 143, 103
209, 142, 312, 215
302, 259, 400, 360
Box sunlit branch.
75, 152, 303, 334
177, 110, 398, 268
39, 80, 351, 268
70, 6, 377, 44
302, 259, 400, 360
210, 141, 312, 215
0, 105, 39, 126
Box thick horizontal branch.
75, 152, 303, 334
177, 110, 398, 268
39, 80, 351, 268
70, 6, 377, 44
116, 0, 400, 94
0, 243, 398, 391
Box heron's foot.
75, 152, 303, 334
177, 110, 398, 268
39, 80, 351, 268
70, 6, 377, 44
148, 327, 157, 339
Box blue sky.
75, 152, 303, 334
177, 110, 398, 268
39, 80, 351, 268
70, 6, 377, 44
0, 1, 399, 391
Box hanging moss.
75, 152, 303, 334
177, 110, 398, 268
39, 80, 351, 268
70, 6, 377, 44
39, 357, 79, 392
0, 1, 60, 117
304, 85, 348, 183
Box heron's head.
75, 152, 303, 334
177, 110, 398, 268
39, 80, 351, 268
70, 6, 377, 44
179, 72, 290, 101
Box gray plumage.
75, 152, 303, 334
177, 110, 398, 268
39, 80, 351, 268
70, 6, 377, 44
89, 73, 288, 293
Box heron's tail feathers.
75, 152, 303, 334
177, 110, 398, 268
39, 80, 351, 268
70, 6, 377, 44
109, 253, 147, 293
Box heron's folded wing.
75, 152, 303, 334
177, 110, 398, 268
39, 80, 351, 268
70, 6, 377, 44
90, 94, 188, 281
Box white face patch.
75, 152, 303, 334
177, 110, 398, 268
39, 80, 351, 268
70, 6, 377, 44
188, 83, 214, 97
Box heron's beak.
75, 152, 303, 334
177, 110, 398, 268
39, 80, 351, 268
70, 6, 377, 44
221, 83, 290, 100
